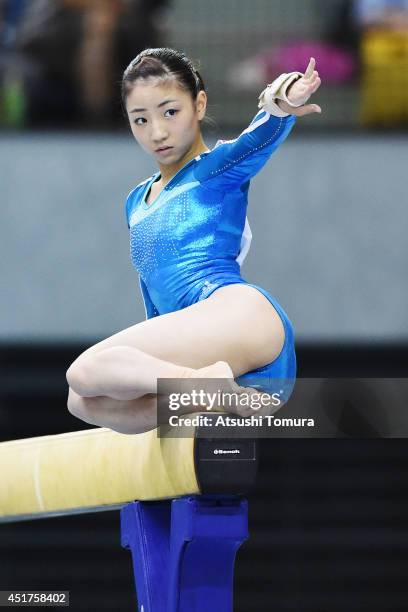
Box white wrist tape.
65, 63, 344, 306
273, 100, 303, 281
258, 71, 304, 117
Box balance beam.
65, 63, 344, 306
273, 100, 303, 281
0, 415, 257, 522
0, 413, 258, 611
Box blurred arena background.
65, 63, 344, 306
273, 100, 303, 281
1, 1, 408, 611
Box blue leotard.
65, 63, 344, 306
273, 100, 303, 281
125, 108, 297, 401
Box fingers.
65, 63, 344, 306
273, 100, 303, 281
311, 75, 321, 93
301, 58, 321, 103
301, 74, 321, 96
304, 57, 315, 79
293, 103, 322, 117
303, 57, 320, 85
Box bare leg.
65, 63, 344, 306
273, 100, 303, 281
67, 387, 158, 434
65, 284, 286, 430
66, 345, 237, 401
67, 285, 285, 384
67, 383, 259, 436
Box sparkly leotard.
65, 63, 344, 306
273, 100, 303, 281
125, 108, 297, 400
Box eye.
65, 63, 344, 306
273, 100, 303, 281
133, 109, 179, 126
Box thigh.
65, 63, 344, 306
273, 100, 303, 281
72, 284, 285, 377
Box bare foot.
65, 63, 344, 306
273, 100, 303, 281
178, 360, 257, 414
195, 360, 234, 379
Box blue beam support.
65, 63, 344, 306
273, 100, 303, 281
121, 495, 248, 612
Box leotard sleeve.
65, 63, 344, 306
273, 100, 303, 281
194, 71, 304, 189
194, 110, 296, 189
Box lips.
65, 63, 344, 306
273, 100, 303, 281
156, 146, 172, 152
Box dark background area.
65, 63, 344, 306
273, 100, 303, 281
1, 343, 407, 611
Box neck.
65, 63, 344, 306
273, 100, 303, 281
157, 135, 210, 183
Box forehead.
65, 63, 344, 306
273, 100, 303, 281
126, 77, 188, 108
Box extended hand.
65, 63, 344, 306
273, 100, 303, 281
278, 57, 322, 117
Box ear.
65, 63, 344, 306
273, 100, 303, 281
196, 90, 207, 121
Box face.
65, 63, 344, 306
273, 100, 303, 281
125, 78, 207, 164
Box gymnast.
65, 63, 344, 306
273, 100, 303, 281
66, 47, 322, 434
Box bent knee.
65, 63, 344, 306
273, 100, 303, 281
66, 348, 110, 393
67, 387, 86, 417
65, 343, 114, 386
66, 350, 90, 391
66, 363, 89, 396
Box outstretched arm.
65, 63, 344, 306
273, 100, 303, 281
194, 58, 322, 190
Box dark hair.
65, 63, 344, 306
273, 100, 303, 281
121, 47, 217, 130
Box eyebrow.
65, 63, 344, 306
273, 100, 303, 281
129, 99, 179, 113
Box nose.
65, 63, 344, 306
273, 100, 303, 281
151, 119, 169, 144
